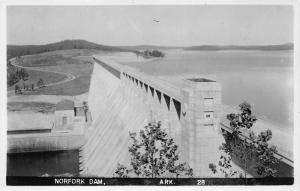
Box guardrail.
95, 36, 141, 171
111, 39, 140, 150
220, 122, 293, 167
93, 56, 184, 120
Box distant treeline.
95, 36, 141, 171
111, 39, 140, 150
120, 45, 183, 50
184, 43, 294, 51
7, 39, 131, 60
14, 78, 45, 95
7, 40, 294, 61
141, 49, 165, 58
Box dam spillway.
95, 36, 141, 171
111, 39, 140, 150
80, 55, 225, 177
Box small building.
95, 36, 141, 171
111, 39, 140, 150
73, 101, 87, 133
54, 99, 75, 131
54, 99, 89, 133
74, 101, 85, 117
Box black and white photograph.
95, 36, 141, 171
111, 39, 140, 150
1, 0, 299, 189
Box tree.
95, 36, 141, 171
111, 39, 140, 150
115, 163, 129, 178
142, 50, 165, 58
209, 152, 243, 178
114, 121, 193, 178
248, 130, 280, 177
226, 102, 257, 135
22, 68, 29, 80
151, 50, 165, 57
209, 102, 279, 178
7, 72, 18, 86
83, 101, 89, 122
220, 102, 257, 178
15, 85, 21, 94
19, 68, 29, 80
37, 78, 45, 88
31, 83, 35, 91
143, 50, 151, 57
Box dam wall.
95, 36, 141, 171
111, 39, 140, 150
80, 57, 150, 176
80, 56, 224, 177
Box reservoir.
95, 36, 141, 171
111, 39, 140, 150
7, 150, 79, 176
121, 50, 294, 128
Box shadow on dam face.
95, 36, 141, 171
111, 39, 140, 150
172, 99, 181, 120
163, 94, 171, 111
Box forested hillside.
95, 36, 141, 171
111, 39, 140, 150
7, 39, 130, 60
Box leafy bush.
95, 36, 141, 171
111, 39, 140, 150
114, 121, 193, 178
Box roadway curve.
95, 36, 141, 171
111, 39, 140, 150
9, 57, 76, 88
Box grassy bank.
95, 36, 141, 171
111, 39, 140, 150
32, 60, 93, 95
8, 49, 97, 96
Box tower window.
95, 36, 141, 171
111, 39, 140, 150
204, 111, 213, 120
204, 98, 213, 106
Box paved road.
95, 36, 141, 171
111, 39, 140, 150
9, 57, 76, 88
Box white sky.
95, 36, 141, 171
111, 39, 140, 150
7, 5, 293, 46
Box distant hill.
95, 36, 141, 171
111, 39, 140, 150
184, 43, 294, 51
7, 40, 131, 60
120, 45, 184, 51
7, 40, 294, 60
118, 43, 294, 51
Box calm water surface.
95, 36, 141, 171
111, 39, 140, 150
122, 50, 293, 128
7, 150, 79, 176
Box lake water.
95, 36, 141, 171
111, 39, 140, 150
7, 150, 79, 176
121, 50, 293, 128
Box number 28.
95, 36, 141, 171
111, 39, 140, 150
197, 180, 205, 185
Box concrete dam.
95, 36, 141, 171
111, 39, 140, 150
80, 55, 224, 177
